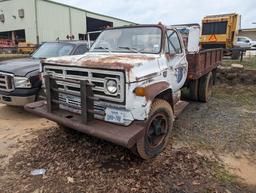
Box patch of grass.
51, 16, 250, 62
200, 157, 237, 183
213, 85, 256, 108
213, 165, 237, 183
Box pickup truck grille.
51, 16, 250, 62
43, 65, 125, 104
0, 72, 14, 92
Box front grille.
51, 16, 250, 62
44, 65, 125, 104
58, 92, 106, 119
0, 72, 14, 92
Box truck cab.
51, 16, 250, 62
25, 24, 222, 159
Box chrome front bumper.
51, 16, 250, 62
0, 94, 35, 106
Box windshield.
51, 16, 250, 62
90, 27, 162, 54
32, 42, 75, 59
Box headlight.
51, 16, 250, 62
14, 77, 32, 88
106, 79, 117, 94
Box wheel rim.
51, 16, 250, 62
146, 113, 168, 148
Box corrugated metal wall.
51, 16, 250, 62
0, 0, 37, 43
239, 31, 256, 41
0, 0, 134, 44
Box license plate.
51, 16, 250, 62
105, 108, 124, 124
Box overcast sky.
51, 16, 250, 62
55, 0, 256, 29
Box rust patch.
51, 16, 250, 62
76, 54, 156, 71
78, 58, 133, 71
144, 81, 170, 100
165, 53, 175, 61
45, 54, 156, 72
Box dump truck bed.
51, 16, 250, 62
186, 48, 223, 80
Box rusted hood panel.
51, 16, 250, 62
44, 53, 161, 82
45, 53, 157, 70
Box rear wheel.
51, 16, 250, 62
198, 72, 213, 102
136, 99, 173, 159
188, 79, 199, 101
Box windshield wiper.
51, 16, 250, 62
118, 46, 141, 53
31, 56, 46, 60
93, 46, 112, 53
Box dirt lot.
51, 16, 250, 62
0, 84, 255, 193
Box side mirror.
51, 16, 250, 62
187, 26, 200, 53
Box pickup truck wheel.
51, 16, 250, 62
137, 99, 173, 159
188, 79, 199, 101
198, 72, 213, 102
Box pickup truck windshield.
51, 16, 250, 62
32, 42, 75, 59
90, 27, 162, 54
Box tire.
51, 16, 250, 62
212, 68, 217, 85
198, 72, 213, 102
188, 79, 199, 101
136, 99, 174, 159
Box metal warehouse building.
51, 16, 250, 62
0, 0, 135, 44
239, 28, 256, 41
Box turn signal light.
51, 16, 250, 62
134, 87, 145, 96
188, 74, 193, 80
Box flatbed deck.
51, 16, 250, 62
186, 48, 223, 80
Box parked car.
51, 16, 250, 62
0, 41, 89, 106
235, 36, 256, 48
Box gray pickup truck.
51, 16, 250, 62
0, 41, 89, 106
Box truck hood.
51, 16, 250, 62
0, 58, 40, 77
45, 53, 161, 82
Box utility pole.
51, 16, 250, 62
34, 0, 39, 44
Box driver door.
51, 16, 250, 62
165, 29, 188, 92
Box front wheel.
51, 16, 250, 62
136, 99, 174, 159
188, 79, 199, 101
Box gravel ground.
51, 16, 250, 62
0, 128, 249, 193
175, 84, 256, 155
0, 84, 255, 193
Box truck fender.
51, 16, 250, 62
143, 81, 174, 109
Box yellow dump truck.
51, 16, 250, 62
200, 13, 241, 59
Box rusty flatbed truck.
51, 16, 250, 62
25, 24, 222, 159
